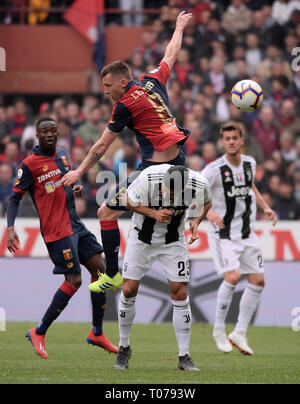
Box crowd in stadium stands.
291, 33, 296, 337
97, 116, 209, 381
1, 0, 300, 220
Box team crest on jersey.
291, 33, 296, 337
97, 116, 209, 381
45, 181, 55, 194
224, 171, 232, 183
67, 262, 74, 269
42, 165, 48, 172
63, 249, 73, 261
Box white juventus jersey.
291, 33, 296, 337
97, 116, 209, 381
202, 154, 257, 241
127, 164, 211, 245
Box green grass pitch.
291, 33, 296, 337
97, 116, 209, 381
0, 322, 300, 384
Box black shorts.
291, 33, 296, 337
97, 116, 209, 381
46, 230, 103, 275
106, 149, 186, 211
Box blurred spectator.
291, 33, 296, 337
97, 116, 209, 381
113, 137, 140, 177
20, 117, 38, 153
252, 105, 279, 159
274, 178, 300, 220
0, 141, 22, 175
293, 165, 300, 202
186, 153, 204, 171
221, 0, 253, 36
0, 163, 13, 215
10, 97, 33, 138
133, 31, 162, 66
0, 106, 10, 144
120, 0, 144, 26
202, 142, 217, 164
256, 45, 292, 83
278, 99, 300, 138
77, 106, 104, 145
245, 32, 262, 75
279, 130, 297, 162
28, 0, 50, 25
173, 48, 194, 86
66, 100, 82, 132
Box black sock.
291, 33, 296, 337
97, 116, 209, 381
100, 220, 120, 278
36, 282, 77, 335
90, 279, 106, 336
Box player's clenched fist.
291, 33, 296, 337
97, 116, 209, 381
153, 209, 173, 223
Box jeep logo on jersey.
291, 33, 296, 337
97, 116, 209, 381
227, 185, 250, 198
37, 169, 61, 183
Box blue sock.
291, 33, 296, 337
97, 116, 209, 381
90, 279, 106, 336
36, 282, 77, 335
100, 220, 120, 278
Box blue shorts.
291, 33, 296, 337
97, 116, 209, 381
106, 149, 186, 211
46, 230, 104, 275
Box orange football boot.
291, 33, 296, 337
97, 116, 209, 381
86, 330, 119, 354
26, 327, 48, 359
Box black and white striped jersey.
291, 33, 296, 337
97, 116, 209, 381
202, 154, 257, 241
127, 164, 211, 245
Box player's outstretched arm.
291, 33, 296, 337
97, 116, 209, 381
161, 11, 193, 70
251, 184, 277, 226
62, 127, 119, 187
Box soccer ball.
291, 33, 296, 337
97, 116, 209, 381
231, 79, 263, 112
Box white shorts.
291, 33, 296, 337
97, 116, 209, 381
208, 232, 264, 275
122, 228, 190, 283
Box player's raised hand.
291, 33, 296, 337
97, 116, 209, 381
176, 11, 193, 32
62, 170, 81, 187
206, 210, 225, 230
7, 227, 20, 253
264, 207, 277, 226
73, 185, 83, 197
188, 220, 199, 245
154, 208, 173, 223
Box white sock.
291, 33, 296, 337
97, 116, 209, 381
214, 280, 236, 336
118, 290, 136, 348
172, 297, 192, 357
235, 283, 264, 335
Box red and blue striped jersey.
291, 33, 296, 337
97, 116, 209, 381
108, 62, 190, 160
13, 146, 86, 243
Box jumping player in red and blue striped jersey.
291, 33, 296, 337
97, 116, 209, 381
62, 11, 193, 293
6, 117, 118, 359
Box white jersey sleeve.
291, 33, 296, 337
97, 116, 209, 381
127, 170, 149, 206
202, 161, 218, 188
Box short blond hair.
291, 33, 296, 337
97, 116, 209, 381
100, 61, 132, 80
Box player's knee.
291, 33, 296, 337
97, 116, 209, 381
252, 279, 265, 288
170, 286, 188, 302
98, 205, 120, 221
66, 275, 82, 290
225, 271, 240, 285
122, 285, 138, 299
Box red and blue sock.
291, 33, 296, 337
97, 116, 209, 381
36, 282, 77, 336
100, 220, 120, 278
90, 277, 106, 336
